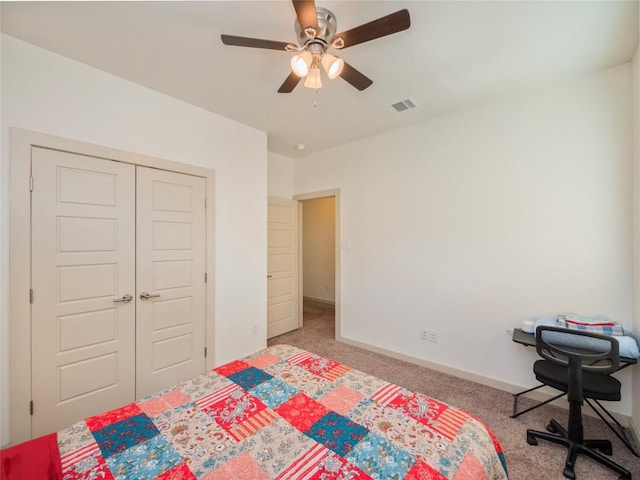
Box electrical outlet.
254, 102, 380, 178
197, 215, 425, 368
420, 328, 429, 341
429, 330, 438, 343
251, 324, 258, 335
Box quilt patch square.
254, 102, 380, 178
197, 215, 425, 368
227, 366, 273, 390
452, 453, 488, 480
156, 463, 197, 480
276, 443, 372, 480
405, 460, 447, 480
346, 433, 415, 480
250, 377, 298, 409
348, 399, 449, 465
138, 391, 191, 417
203, 388, 274, 442
387, 391, 456, 431
105, 434, 183, 479
306, 411, 369, 457
319, 386, 364, 415
291, 352, 350, 381
238, 417, 314, 477
85, 403, 144, 432
60, 441, 114, 480
214, 360, 251, 377
204, 452, 269, 480
276, 393, 330, 432
157, 405, 236, 476
246, 353, 282, 369
92, 414, 159, 458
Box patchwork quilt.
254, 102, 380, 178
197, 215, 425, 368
56, 345, 508, 479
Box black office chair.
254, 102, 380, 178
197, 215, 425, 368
526, 326, 631, 480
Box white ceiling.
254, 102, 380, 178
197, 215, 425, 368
1, 1, 638, 157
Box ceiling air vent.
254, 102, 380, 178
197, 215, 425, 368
389, 97, 418, 113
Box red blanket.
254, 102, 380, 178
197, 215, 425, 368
1, 433, 62, 480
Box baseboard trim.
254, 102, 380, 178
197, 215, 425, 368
336, 334, 631, 426
303, 296, 335, 306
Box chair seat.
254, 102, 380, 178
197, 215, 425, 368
534, 360, 621, 401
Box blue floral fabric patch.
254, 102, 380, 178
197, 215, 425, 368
92, 414, 159, 458
227, 366, 273, 390
346, 433, 415, 480
306, 411, 369, 456
250, 378, 298, 409
105, 435, 183, 479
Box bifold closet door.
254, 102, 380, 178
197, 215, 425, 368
31, 148, 136, 437
135, 167, 207, 398
30, 150, 207, 437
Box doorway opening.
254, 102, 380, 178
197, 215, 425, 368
294, 189, 341, 341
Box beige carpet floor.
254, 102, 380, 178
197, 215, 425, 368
268, 300, 640, 479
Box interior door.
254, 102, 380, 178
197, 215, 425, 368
31, 148, 136, 436
267, 197, 299, 338
135, 167, 207, 398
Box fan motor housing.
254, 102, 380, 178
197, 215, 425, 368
295, 7, 337, 47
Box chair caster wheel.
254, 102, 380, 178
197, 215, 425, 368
563, 467, 576, 479
526, 433, 538, 446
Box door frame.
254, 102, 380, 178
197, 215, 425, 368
9, 128, 216, 443
293, 189, 341, 341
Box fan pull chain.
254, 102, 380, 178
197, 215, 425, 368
314, 88, 319, 108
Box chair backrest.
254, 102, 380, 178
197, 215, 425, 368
535, 326, 620, 403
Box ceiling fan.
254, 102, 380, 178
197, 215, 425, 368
221, 0, 410, 93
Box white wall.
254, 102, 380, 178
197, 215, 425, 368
303, 197, 336, 303
295, 64, 635, 414
0, 35, 268, 444
632, 36, 640, 429
267, 151, 294, 198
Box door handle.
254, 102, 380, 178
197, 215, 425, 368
139, 292, 161, 300
113, 294, 133, 304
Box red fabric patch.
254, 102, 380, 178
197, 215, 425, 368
203, 390, 273, 441
61, 444, 114, 480
214, 360, 251, 377
388, 393, 446, 421
276, 393, 329, 432
405, 460, 447, 480
297, 357, 349, 381
156, 463, 196, 480
1, 433, 63, 480
85, 403, 143, 431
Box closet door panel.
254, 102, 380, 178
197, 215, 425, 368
135, 167, 207, 398
31, 148, 136, 437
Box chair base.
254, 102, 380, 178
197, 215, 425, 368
527, 419, 631, 480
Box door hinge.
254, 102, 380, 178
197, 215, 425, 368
29, 176, 33, 191
204, 198, 207, 209
29, 289, 33, 304
204, 273, 207, 283
204, 347, 207, 358
30, 401, 33, 415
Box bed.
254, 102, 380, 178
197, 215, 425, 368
2, 344, 508, 479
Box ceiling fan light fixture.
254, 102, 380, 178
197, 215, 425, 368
321, 53, 344, 79
303, 66, 322, 89
290, 51, 312, 77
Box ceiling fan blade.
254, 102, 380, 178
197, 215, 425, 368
292, 0, 319, 35
334, 9, 410, 49
278, 72, 302, 93
339, 62, 373, 91
221, 34, 292, 51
